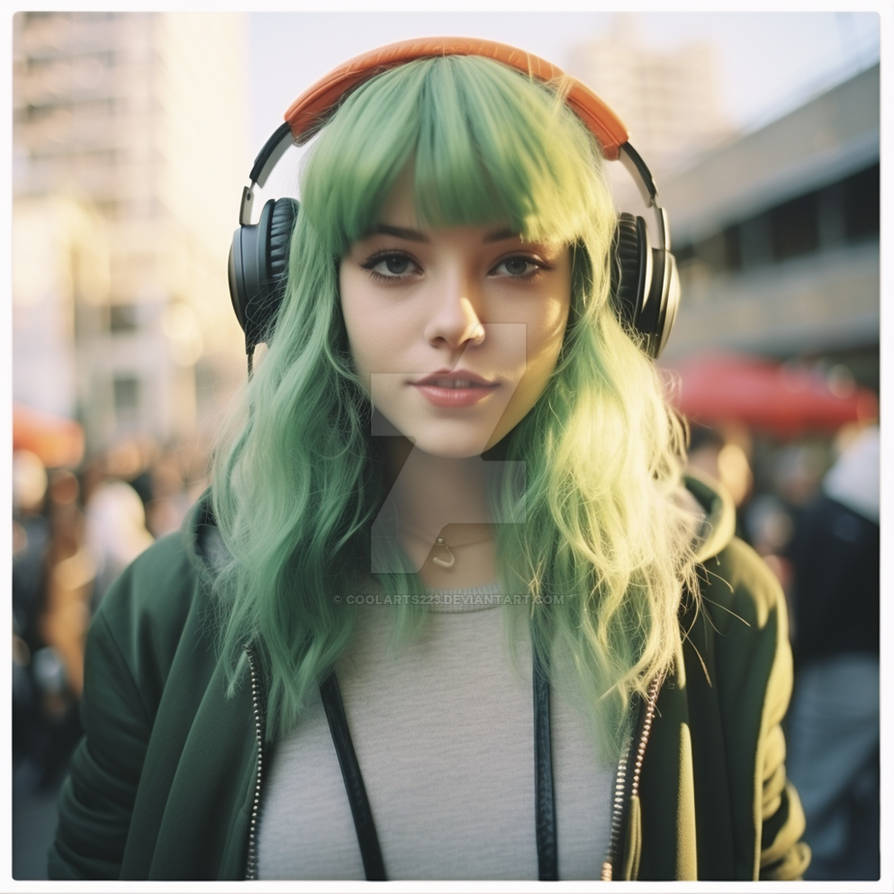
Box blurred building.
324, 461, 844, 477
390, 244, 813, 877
565, 16, 734, 178
659, 63, 879, 389
13, 11, 250, 453
13, 194, 110, 422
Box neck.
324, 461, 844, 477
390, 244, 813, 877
383, 436, 495, 534
371, 436, 507, 589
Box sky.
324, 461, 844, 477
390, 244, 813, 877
247, 10, 880, 152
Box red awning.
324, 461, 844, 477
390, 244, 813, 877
662, 353, 878, 438
13, 403, 85, 468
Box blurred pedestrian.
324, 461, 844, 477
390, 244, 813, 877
785, 424, 879, 880
84, 479, 154, 612
12, 450, 50, 659
13, 455, 87, 789
12, 450, 51, 764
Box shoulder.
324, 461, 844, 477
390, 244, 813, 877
684, 534, 794, 744
95, 529, 199, 634
698, 536, 788, 637
88, 494, 219, 691
682, 472, 787, 641
680, 477, 792, 702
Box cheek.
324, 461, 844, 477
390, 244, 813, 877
496, 321, 563, 427
517, 289, 571, 398
529, 290, 571, 367
339, 265, 415, 388
520, 335, 561, 401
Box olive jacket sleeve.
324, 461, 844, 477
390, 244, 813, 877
47, 523, 258, 881
46, 603, 151, 879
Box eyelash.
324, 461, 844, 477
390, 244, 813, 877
360, 251, 422, 283
359, 250, 551, 283
491, 256, 548, 279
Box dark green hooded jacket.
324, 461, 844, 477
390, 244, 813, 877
48, 476, 809, 880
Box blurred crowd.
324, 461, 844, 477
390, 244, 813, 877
12, 436, 210, 792
11, 418, 880, 880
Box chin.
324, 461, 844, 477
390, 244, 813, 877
370, 406, 511, 459
411, 435, 494, 460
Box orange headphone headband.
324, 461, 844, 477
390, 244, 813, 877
282, 36, 630, 160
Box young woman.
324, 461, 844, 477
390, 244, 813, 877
49, 38, 810, 881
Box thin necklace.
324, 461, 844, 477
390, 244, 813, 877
397, 523, 495, 569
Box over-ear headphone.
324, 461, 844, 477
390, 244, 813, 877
228, 36, 680, 363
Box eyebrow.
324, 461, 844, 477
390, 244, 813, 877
373, 224, 519, 244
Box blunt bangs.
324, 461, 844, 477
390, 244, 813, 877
299, 55, 612, 255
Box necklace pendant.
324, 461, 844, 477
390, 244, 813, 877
431, 536, 455, 569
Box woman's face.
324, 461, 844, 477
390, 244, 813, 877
339, 174, 572, 458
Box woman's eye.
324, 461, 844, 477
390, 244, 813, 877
491, 256, 541, 278
362, 252, 420, 279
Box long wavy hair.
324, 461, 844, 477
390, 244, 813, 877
210, 55, 701, 757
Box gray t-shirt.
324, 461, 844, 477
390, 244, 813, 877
257, 581, 612, 880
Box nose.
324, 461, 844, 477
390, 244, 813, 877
423, 268, 486, 351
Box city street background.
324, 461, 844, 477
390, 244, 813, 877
9, 9, 886, 884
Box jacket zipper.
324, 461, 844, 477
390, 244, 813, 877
600, 674, 663, 881
244, 647, 266, 880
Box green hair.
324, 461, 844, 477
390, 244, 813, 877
210, 55, 700, 758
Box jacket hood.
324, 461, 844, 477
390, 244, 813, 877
182, 489, 229, 584
683, 472, 738, 563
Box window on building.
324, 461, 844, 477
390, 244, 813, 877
113, 375, 140, 414
667, 159, 878, 284
693, 231, 728, 273
94, 198, 120, 218
769, 192, 819, 261
109, 304, 139, 334
842, 164, 879, 242
24, 54, 49, 72
674, 242, 694, 265
736, 213, 772, 269
675, 225, 741, 276
722, 224, 742, 271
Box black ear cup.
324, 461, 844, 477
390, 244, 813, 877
228, 197, 299, 352
611, 211, 679, 359
611, 212, 652, 334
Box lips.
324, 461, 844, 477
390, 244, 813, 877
424, 378, 491, 388
412, 382, 498, 408
412, 368, 497, 388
